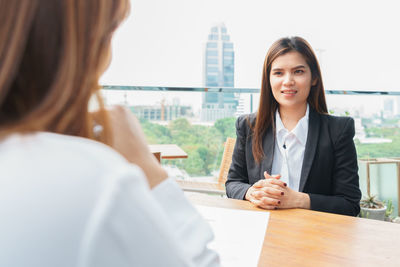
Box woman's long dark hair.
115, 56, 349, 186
252, 36, 328, 164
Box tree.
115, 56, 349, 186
140, 117, 237, 176
214, 117, 236, 141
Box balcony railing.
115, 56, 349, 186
102, 85, 400, 216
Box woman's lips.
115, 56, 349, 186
281, 89, 297, 95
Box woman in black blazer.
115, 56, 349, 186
226, 37, 361, 216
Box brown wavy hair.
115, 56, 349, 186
0, 0, 129, 143
252, 36, 328, 164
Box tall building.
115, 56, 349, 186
130, 102, 193, 122
396, 96, 400, 116
383, 98, 394, 118
201, 23, 238, 122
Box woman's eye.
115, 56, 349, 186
273, 71, 282, 76
294, 69, 304, 74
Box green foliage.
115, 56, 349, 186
142, 115, 400, 177
384, 199, 394, 218
214, 117, 237, 141
141, 117, 236, 176
360, 194, 385, 209
181, 149, 206, 175
359, 209, 369, 218
141, 115, 400, 176
141, 120, 171, 144
356, 127, 400, 158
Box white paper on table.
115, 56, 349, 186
195, 205, 270, 267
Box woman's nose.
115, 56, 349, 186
282, 74, 294, 86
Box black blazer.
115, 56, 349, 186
226, 107, 361, 216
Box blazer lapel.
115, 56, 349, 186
299, 108, 320, 192
260, 125, 275, 178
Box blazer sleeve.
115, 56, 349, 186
225, 116, 252, 200
308, 117, 361, 216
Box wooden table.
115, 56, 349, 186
177, 180, 225, 196
149, 144, 188, 160
188, 193, 400, 267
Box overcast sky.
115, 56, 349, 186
102, 0, 400, 90
100, 0, 400, 113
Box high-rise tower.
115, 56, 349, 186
201, 23, 237, 122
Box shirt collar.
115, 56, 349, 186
275, 109, 286, 135
275, 104, 309, 146
292, 105, 309, 146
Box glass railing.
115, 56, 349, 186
102, 85, 400, 216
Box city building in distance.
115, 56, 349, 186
130, 98, 193, 122
201, 23, 238, 122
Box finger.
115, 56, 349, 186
253, 185, 282, 199
249, 196, 262, 206
263, 171, 271, 179
253, 178, 274, 188
269, 178, 287, 188
263, 171, 281, 180
271, 174, 281, 179
261, 186, 285, 197
249, 197, 277, 210
259, 196, 281, 207
253, 180, 266, 188
262, 178, 284, 188
254, 178, 285, 189
259, 204, 279, 210
269, 183, 287, 192
251, 190, 268, 199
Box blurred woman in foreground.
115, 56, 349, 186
0, 0, 219, 266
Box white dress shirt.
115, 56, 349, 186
271, 105, 309, 191
0, 132, 219, 267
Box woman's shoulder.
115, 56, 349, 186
1, 132, 129, 171
318, 113, 355, 140
319, 113, 354, 128
236, 113, 256, 128
0, 132, 150, 203
47, 132, 124, 157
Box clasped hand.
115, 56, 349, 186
245, 172, 309, 210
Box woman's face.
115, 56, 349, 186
269, 51, 315, 110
